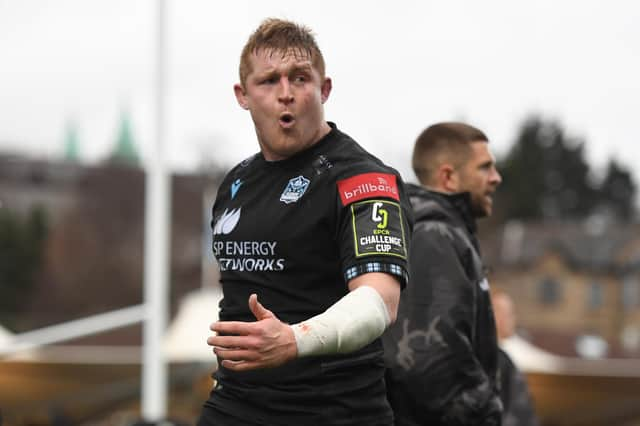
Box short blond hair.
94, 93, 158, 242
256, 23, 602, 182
238, 18, 326, 87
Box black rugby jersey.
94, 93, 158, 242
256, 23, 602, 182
206, 123, 412, 425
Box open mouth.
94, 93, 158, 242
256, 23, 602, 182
279, 113, 295, 127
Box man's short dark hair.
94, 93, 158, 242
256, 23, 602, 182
412, 122, 488, 186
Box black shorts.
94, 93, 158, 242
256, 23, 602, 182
197, 404, 393, 426
201, 344, 393, 426
197, 405, 262, 426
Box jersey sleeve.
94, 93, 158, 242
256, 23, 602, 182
335, 170, 413, 287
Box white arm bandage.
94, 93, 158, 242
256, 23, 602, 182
291, 285, 391, 357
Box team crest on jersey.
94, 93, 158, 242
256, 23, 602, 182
280, 175, 310, 204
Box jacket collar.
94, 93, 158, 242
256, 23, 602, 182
408, 183, 477, 234
443, 191, 477, 234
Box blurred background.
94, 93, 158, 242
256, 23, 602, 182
1, 1, 639, 425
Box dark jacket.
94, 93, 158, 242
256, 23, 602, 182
498, 349, 539, 426
383, 184, 502, 425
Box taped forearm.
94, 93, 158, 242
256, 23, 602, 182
291, 285, 391, 357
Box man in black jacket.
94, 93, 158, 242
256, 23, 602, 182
383, 122, 503, 425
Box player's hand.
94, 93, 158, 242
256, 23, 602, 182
207, 294, 298, 371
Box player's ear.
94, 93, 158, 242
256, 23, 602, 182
439, 163, 460, 193
320, 77, 332, 104
234, 83, 249, 110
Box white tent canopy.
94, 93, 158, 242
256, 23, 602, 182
0, 324, 13, 346
502, 334, 640, 377
163, 287, 222, 364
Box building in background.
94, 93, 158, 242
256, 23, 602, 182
0, 148, 224, 424
482, 220, 640, 359
0, 138, 224, 332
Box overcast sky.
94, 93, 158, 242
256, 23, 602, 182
1, 0, 639, 186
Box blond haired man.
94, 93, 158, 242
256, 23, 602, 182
199, 19, 413, 426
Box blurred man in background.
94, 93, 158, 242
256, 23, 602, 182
383, 122, 503, 425
492, 290, 540, 426
198, 18, 412, 426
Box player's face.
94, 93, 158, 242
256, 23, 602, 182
234, 49, 332, 161
457, 141, 502, 217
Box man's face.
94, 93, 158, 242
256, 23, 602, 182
234, 49, 332, 161
456, 141, 502, 217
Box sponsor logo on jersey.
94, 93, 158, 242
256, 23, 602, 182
351, 199, 407, 259
280, 175, 310, 204
213, 208, 241, 235
212, 240, 285, 272
337, 173, 399, 206
231, 179, 243, 199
